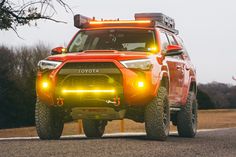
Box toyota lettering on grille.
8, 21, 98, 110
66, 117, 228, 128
77, 69, 100, 74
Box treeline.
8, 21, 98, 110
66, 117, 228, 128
0, 44, 236, 129
0, 44, 49, 129
197, 82, 236, 109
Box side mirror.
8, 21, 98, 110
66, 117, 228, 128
165, 45, 183, 56
51, 47, 67, 55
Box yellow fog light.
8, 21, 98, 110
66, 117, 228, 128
42, 82, 49, 89
137, 81, 144, 88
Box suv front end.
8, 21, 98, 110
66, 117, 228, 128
36, 53, 160, 120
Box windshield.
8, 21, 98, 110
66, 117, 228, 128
68, 29, 157, 53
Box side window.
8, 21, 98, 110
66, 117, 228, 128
167, 34, 177, 45
175, 36, 184, 47
166, 33, 183, 60
175, 36, 191, 60
159, 32, 169, 51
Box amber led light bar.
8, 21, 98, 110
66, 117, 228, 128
62, 89, 115, 94
89, 20, 151, 25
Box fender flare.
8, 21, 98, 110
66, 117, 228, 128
181, 76, 197, 105
156, 65, 170, 94
187, 76, 197, 94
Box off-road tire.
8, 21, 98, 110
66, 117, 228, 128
83, 119, 107, 138
35, 99, 64, 140
177, 92, 198, 137
144, 86, 170, 141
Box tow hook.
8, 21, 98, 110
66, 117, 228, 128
106, 97, 120, 106
57, 97, 64, 106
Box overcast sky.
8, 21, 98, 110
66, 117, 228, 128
0, 0, 236, 84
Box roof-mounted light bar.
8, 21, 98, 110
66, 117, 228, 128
89, 20, 151, 25
74, 14, 152, 28
74, 13, 179, 34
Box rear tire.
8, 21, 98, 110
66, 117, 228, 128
83, 119, 107, 138
35, 99, 64, 140
177, 92, 198, 137
144, 87, 170, 141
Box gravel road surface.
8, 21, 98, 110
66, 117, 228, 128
0, 128, 235, 157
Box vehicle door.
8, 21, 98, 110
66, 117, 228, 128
175, 35, 194, 102
160, 32, 185, 104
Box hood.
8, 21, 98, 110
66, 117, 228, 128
46, 50, 149, 62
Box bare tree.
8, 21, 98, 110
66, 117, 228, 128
0, 0, 72, 34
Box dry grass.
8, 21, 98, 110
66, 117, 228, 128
0, 109, 236, 138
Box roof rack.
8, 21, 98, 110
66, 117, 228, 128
135, 13, 179, 34
74, 13, 179, 34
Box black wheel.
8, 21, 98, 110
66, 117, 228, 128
82, 119, 107, 138
144, 86, 170, 141
177, 92, 198, 137
35, 99, 64, 140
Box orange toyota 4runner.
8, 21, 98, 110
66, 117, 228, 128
35, 13, 197, 141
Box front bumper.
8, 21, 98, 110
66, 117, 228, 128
36, 60, 159, 109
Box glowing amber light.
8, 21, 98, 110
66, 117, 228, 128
148, 47, 157, 51
137, 81, 144, 88
42, 82, 49, 89
62, 89, 115, 94
61, 48, 67, 53
89, 20, 151, 25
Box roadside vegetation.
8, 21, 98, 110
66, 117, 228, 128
0, 44, 235, 129
0, 44, 49, 128
197, 83, 236, 109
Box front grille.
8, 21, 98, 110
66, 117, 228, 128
55, 62, 124, 108
60, 75, 112, 88
61, 62, 118, 69
56, 62, 122, 89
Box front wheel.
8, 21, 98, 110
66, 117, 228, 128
177, 92, 198, 137
144, 86, 170, 141
82, 119, 107, 138
35, 99, 64, 140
